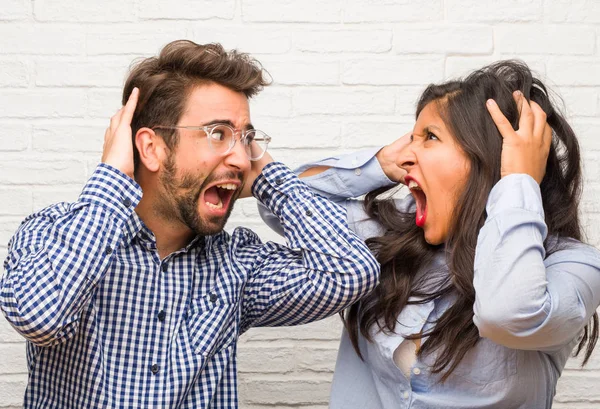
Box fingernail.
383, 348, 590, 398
486, 99, 495, 107
513, 90, 522, 97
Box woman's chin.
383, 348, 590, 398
424, 230, 445, 246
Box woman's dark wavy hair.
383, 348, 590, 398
343, 60, 598, 381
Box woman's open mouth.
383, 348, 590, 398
407, 179, 427, 228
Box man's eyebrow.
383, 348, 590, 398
201, 119, 234, 127
201, 119, 255, 130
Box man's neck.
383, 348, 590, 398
135, 196, 196, 260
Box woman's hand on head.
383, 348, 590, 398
486, 91, 552, 184
376, 132, 411, 184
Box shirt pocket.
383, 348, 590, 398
185, 293, 238, 360
450, 338, 517, 385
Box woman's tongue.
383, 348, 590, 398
204, 186, 223, 209
414, 191, 427, 228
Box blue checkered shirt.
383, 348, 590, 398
0, 162, 379, 408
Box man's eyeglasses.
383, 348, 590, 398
152, 124, 271, 161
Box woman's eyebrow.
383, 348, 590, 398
425, 125, 443, 133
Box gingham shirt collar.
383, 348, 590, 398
121, 208, 215, 256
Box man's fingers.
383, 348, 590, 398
486, 98, 514, 139
110, 108, 122, 134
101, 127, 111, 162
119, 87, 139, 127
530, 100, 547, 144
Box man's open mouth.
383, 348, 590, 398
202, 182, 239, 214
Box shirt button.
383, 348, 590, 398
157, 310, 166, 322
305, 210, 313, 217
209, 293, 218, 303
150, 364, 159, 374
403, 391, 409, 399
413, 367, 421, 375
122, 198, 132, 207
275, 178, 283, 185
162, 263, 168, 272
354, 168, 362, 176
105, 246, 113, 255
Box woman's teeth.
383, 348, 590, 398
408, 180, 421, 190
206, 199, 223, 209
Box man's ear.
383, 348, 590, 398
135, 127, 166, 173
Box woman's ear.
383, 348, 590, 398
135, 127, 165, 173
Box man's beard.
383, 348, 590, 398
156, 153, 241, 236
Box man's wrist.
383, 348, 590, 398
79, 163, 142, 220
252, 157, 274, 178
252, 162, 309, 213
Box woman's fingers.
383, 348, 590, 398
375, 132, 411, 183
542, 123, 552, 149
515, 91, 534, 137
488, 91, 551, 185
486, 98, 514, 140
530, 100, 547, 145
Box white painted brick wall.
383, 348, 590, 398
393, 25, 493, 54
295, 29, 392, 53
0, 60, 29, 88
342, 56, 444, 85
0, 1, 599, 408
0, 25, 86, 55
495, 25, 596, 55
242, 0, 341, 23
446, 0, 544, 22
33, 0, 137, 22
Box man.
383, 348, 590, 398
0, 40, 379, 408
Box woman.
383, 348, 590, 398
260, 61, 600, 408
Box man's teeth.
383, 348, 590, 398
408, 180, 421, 190
217, 183, 237, 190
206, 199, 223, 209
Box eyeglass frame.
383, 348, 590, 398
152, 123, 272, 161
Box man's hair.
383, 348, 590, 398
122, 39, 271, 173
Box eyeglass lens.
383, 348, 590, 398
208, 124, 269, 160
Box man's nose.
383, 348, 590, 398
224, 137, 250, 172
